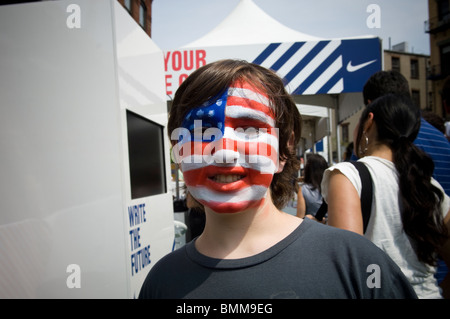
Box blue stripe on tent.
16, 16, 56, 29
270, 42, 305, 71
315, 139, 324, 152
293, 47, 342, 94
315, 68, 344, 94
284, 41, 330, 83
252, 43, 281, 65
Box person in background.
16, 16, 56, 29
322, 94, 450, 298
185, 192, 205, 242
139, 59, 416, 299
342, 142, 354, 162
296, 153, 328, 219
362, 71, 450, 196
360, 71, 450, 287
422, 110, 446, 135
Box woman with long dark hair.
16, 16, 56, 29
322, 94, 450, 298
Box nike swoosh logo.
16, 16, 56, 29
346, 59, 377, 72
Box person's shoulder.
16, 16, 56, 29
300, 219, 389, 259
299, 220, 417, 298
138, 245, 190, 299
301, 218, 363, 242
299, 218, 364, 245
326, 161, 354, 171
324, 161, 363, 180
321, 162, 360, 199
419, 118, 450, 146
149, 244, 189, 274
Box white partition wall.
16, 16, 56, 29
0, 0, 174, 298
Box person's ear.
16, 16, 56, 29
363, 112, 375, 133
276, 131, 295, 173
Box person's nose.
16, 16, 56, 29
212, 128, 241, 164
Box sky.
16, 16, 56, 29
151, 0, 431, 55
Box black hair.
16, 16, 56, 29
303, 153, 328, 193
356, 94, 447, 265
362, 70, 410, 106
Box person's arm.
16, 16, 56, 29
296, 186, 306, 218
326, 170, 364, 235
439, 208, 450, 299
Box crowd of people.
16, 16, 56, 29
323, 71, 450, 298
140, 59, 450, 299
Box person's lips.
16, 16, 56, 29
210, 174, 244, 183
205, 166, 248, 191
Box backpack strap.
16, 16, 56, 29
314, 161, 373, 234
315, 199, 328, 221
350, 161, 373, 233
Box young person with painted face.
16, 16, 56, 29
322, 94, 450, 298
139, 59, 416, 299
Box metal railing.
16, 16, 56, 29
425, 14, 450, 33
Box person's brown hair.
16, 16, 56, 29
168, 59, 302, 209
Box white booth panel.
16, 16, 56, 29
0, 0, 174, 298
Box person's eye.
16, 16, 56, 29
241, 127, 261, 139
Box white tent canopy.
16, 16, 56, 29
183, 0, 323, 48
164, 0, 382, 162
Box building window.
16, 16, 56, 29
139, 1, 147, 29
392, 57, 400, 72
440, 44, 450, 77
124, 0, 131, 12
438, 0, 450, 21
411, 90, 421, 108
410, 59, 419, 79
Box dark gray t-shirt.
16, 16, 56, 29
139, 218, 417, 299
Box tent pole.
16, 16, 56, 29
312, 121, 317, 153
336, 124, 341, 162
327, 107, 333, 164
334, 95, 342, 163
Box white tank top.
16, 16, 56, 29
322, 156, 449, 299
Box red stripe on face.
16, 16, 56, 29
176, 138, 279, 164
231, 81, 269, 99
224, 117, 275, 131
220, 137, 278, 159
182, 166, 273, 191
226, 96, 275, 119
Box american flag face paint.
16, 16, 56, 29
171, 81, 280, 214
